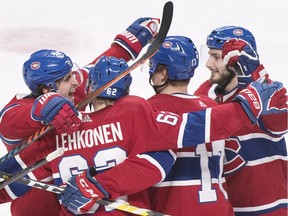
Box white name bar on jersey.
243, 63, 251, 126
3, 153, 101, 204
56, 122, 123, 151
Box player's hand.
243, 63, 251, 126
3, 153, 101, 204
114, 17, 160, 59
222, 38, 269, 87
233, 80, 286, 124
31, 92, 82, 134
259, 84, 287, 136
60, 167, 110, 214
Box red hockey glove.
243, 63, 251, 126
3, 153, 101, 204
60, 167, 110, 214
222, 38, 269, 87
114, 17, 160, 59
233, 80, 285, 124
31, 92, 82, 134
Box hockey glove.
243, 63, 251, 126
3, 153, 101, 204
259, 84, 288, 136
60, 167, 110, 214
31, 92, 82, 134
114, 17, 160, 59
222, 38, 269, 87
233, 80, 285, 124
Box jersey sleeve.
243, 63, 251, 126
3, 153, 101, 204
195, 81, 288, 137
258, 113, 288, 137
149, 104, 253, 150
0, 136, 54, 200
179, 103, 253, 148
123, 96, 253, 152
89, 43, 132, 65
95, 150, 176, 199
194, 80, 213, 97
0, 99, 42, 147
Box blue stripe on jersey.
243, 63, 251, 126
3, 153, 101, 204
181, 110, 207, 147
0, 156, 31, 197
162, 155, 221, 181
225, 136, 287, 162
0, 133, 23, 145
6, 181, 31, 197
0, 103, 20, 119
144, 150, 176, 175
54, 177, 62, 187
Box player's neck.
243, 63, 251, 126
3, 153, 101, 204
224, 77, 238, 92
160, 85, 188, 95
93, 100, 115, 111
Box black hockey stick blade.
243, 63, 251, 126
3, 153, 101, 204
0, 1, 173, 165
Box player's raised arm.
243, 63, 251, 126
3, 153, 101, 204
90, 17, 160, 65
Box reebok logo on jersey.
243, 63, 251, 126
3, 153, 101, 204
82, 115, 92, 122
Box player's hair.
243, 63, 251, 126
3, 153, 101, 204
149, 36, 199, 80
23, 49, 73, 96
88, 56, 132, 100
206, 26, 257, 51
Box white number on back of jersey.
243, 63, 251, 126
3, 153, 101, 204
156, 111, 178, 125
196, 140, 226, 202
58, 147, 127, 183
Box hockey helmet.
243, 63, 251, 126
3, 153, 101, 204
23, 49, 73, 94
149, 36, 199, 80
89, 56, 132, 100
206, 26, 257, 51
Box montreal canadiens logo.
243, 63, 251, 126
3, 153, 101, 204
233, 29, 244, 36
162, 41, 172, 49
148, 22, 158, 33
30, 62, 40, 70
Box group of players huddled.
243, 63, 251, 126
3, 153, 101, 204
0, 16, 287, 216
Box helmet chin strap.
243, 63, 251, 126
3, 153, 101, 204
149, 76, 169, 94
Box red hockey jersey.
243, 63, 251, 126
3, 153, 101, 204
146, 93, 235, 216
195, 80, 288, 216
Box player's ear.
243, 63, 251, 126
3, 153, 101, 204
42, 87, 49, 94
161, 68, 169, 81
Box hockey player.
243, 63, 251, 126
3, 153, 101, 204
0, 17, 160, 216
195, 26, 288, 215
0, 55, 284, 215
145, 36, 234, 215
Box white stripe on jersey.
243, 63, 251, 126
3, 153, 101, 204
205, 108, 212, 143
237, 133, 284, 142
153, 177, 226, 187
246, 155, 288, 166
4, 185, 18, 200
233, 198, 288, 213
177, 113, 188, 149
136, 150, 176, 182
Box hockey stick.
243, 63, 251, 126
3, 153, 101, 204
0, 166, 169, 216
0, 1, 173, 165
0, 148, 64, 189
0, 174, 169, 216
